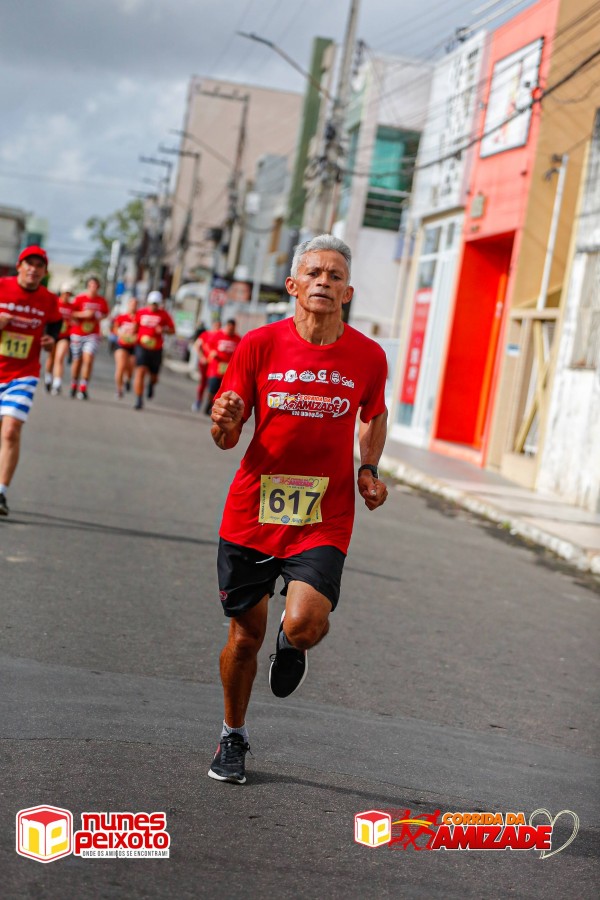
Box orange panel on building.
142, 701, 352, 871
432, 0, 561, 459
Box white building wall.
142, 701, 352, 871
537, 119, 600, 512
537, 254, 600, 511
340, 55, 433, 334
350, 227, 399, 337
410, 31, 487, 222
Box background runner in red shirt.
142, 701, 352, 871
112, 297, 138, 398
203, 318, 241, 415
44, 281, 75, 396
69, 276, 109, 399
132, 290, 175, 410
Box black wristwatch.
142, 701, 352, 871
358, 464, 379, 479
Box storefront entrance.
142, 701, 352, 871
434, 232, 514, 453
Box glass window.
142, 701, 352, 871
422, 226, 441, 255
417, 258, 436, 290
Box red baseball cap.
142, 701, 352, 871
18, 245, 48, 265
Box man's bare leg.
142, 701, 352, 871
220, 595, 269, 727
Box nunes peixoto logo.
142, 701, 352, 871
16, 807, 170, 863
17, 805, 73, 863
354, 808, 580, 858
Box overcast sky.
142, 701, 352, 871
0, 0, 533, 266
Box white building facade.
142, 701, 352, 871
389, 32, 488, 446
537, 114, 600, 512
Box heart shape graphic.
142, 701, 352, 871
331, 397, 351, 418
528, 808, 580, 859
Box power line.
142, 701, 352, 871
0, 169, 131, 192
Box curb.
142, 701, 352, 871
372, 450, 600, 575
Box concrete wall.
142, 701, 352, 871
349, 227, 399, 337
0, 205, 26, 269
168, 78, 302, 278
537, 123, 600, 511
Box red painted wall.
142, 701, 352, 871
463, 0, 560, 242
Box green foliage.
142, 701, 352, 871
73, 199, 143, 280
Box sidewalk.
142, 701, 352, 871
376, 436, 600, 575
165, 358, 600, 575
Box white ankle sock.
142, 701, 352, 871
221, 720, 249, 743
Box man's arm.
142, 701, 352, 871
357, 409, 388, 510
41, 319, 63, 350
210, 390, 245, 450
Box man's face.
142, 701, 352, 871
286, 250, 353, 316
17, 256, 47, 291
127, 299, 137, 315
224, 322, 236, 336
87, 279, 100, 296
60, 291, 73, 303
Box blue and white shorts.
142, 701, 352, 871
70, 333, 101, 359
0, 377, 39, 423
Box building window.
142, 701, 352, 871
363, 127, 420, 231
571, 250, 600, 369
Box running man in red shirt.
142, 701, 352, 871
69, 276, 110, 399
208, 234, 388, 784
112, 297, 138, 398
132, 290, 175, 410
0, 245, 62, 516
191, 320, 218, 412
203, 318, 241, 415
44, 282, 75, 395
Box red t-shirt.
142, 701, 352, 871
216, 317, 387, 557
134, 307, 175, 351
207, 330, 242, 378
57, 297, 74, 338
0, 277, 62, 381
113, 313, 137, 348
70, 293, 109, 337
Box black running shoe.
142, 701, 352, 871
134, 396, 143, 410
147, 381, 154, 399
125, 380, 131, 393
45, 380, 52, 393
70, 384, 77, 398
269, 613, 308, 698
76, 388, 88, 400
208, 733, 250, 784
0, 492, 9, 517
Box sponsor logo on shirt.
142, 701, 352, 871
267, 392, 350, 418
317, 369, 328, 382
299, 370, 316, 382
329, 370, 355, 389
1, 303, 45, 317
267, 372, 283, 381
5, 316, 43, 330
284, 369, 298, 382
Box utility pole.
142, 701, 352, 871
196, 89, 250, 277
139, 156, 173, 292
158, 145, 201, 294
307, 0, 362, 234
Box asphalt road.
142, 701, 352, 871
1, 351, 599, 899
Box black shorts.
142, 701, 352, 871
207, 375, 223, 395
117, 344, 136, 355
217, 538, 346, 618
135, 346, 163, 374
